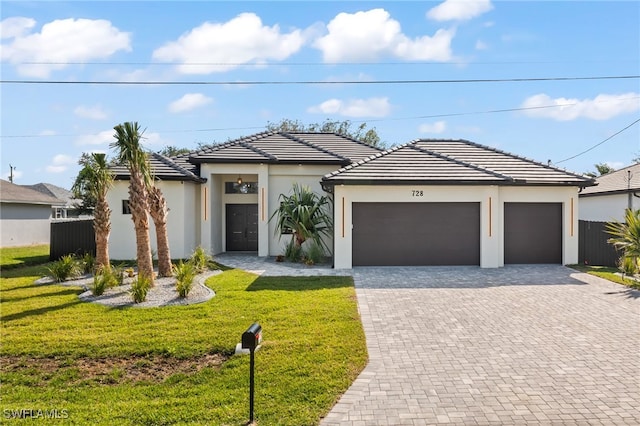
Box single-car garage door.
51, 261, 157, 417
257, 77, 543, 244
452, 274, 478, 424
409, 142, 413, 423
504, 202, 562, 264
352, 202, 480, 266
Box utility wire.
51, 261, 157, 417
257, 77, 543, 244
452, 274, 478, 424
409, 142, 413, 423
1, 75, 639, 86
2, 96, 638, 139
555, 117, 640, 164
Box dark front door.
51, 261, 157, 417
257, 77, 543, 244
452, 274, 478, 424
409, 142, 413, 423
226, 204, 258, 251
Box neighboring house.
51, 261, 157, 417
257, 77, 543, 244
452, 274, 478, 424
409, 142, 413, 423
579, 163, 640, 222
108, 133, 595, 268
322, 139, 595, 268
0, 179, 65, 247
25, 182, 83, 219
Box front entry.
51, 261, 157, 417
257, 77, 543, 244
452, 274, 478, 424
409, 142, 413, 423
226, 204, 258, 251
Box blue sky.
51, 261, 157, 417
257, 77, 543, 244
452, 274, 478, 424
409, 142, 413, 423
1, 0, 639, 189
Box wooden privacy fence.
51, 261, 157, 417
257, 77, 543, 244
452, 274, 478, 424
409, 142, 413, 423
50, 219, 95, 260
578, 220, 619, 267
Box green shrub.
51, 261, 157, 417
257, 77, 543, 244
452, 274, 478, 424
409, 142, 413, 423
48, 254, 81, 282
80, 252, 95, 274
304, 241, 326, 265
189, 246, 212, 273
284, 239, 303, 263
129, 274, 151, 304
92, 265, 119, 296
173, 260, 195, 298
619, 256, 638, 276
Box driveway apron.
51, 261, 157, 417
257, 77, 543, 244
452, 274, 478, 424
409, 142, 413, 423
321, 265, 640, 425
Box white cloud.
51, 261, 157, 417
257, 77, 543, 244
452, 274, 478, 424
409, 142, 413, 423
427, 0, 493, 22
475, 40, 488, 50
314, 9, 455, 62
419, 121, 447, 134
75, 130, 114, 146
46, 154, 74, 173
520, 92, 640, 121
0, 17, 35, 39
168, 93, 213, 113
39, 129, 56, 136
308, 97, 391, 118
74, 105, 108, 120
1, 17, 131, 78
141, 132, 169, 147
152, 13, 305, 74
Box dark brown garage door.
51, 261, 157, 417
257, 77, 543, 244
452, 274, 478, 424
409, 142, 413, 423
352, 202, 480, 266
504, 202, 562, 264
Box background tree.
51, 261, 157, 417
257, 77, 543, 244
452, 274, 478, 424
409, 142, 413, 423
266, 118, 382, 147
72, 153, 98, 214
157, 145, 191, 157
585, 163, 616, 178
110, 122, 154, 284
270, 183, 333, 254
71, 153, 113, 270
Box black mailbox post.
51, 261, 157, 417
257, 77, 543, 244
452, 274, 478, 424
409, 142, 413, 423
242, 322, 262, 424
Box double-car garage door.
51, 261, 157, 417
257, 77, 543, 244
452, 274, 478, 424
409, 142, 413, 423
352, 202, 562, 266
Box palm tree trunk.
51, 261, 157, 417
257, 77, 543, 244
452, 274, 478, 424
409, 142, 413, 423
129, 170, 154, 284
148, 186, 172, 277
93, 195, 111, 270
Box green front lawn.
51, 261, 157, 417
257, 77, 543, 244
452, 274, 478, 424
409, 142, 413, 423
1, 260, 367, 425
0, 244, 50, 270
570, 264, 640, 290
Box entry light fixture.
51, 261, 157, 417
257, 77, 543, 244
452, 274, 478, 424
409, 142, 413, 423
237, 175, 243, 185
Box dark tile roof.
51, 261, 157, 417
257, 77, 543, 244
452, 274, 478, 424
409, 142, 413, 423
111, 153, 205, 182
579, 163, 640, 197
0, 179, 65, 205
322, 139, 596, 187
189, 132, 381, 165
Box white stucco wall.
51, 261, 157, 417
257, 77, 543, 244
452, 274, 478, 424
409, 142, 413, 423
332, 184, 580, 269
579, 193, 632, 222
107, 180, 201, 260
0, 203, 52, 247
199, 163, 338, 257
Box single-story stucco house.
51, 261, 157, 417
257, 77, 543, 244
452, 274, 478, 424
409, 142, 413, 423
108, 133, 595, 268
0, 179, 66, 247
579, 163, 639, 222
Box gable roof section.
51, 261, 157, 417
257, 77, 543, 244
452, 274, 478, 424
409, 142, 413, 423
323, 139, 595, 187
111, 153, 205, 182
0, 179, 65, 205
579, 163, 640, 197
25, 182, 79, 207
189, 132, 381, 165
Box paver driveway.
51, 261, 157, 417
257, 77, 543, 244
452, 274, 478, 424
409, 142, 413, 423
321, 265, 640, 425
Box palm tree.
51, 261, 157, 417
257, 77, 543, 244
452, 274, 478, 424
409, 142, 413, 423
71, 153, 113, 271
270, 183, 333, 254
606, 209, 640, 270
110, 122, 154, 284
147, 183, 172, 277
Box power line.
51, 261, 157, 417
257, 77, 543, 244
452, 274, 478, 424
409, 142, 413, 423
1, 75, 639, 86
555, 117, 640, 164
2, 96, 638, 139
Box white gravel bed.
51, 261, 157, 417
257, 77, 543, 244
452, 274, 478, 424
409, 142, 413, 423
34, 270, 221, 308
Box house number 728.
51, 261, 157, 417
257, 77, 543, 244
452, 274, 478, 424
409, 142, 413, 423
412, 190, 424, 197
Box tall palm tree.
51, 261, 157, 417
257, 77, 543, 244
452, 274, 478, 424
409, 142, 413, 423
270, 183, 333, 253
110, 122, 154, 284
72, 153, 113, 271
147, 183, 172, 277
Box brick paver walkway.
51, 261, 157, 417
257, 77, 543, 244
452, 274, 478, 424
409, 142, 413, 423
215, 256, 640, 425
